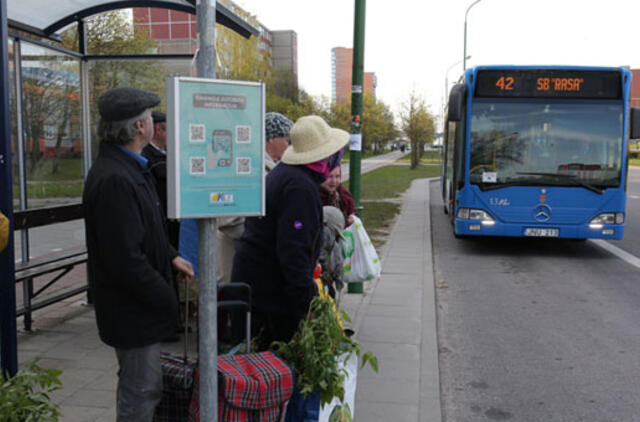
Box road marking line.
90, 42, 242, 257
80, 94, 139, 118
630, 195, 640, 199
590, 239, 640, 270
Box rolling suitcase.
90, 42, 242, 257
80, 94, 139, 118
154, 283, 253, 421
153, 282, 197, 422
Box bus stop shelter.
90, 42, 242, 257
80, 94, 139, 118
0, 0, 257, 377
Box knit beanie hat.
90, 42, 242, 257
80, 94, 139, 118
265, 112, 293, 141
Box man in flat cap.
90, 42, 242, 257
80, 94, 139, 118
143, 111, 180, 249
83, 87, 193, 421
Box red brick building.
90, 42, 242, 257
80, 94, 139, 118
331, 47, 376, 105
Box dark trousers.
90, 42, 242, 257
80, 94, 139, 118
252, 309, 301, 351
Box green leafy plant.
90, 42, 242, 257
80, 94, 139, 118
0, 359, 63, 422
272, 295, 378, 405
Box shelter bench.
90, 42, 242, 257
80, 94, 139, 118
13, 204, 89, 331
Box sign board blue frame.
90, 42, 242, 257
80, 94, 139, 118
167, 77, 265, 219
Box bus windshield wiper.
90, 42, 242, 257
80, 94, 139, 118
478, 180, 539, 191
516, 172, 604, 194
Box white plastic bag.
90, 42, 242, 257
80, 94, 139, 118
318, 353, 358, 421
342, 216, 381, 283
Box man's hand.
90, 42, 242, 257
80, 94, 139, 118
172, 256, 194, 283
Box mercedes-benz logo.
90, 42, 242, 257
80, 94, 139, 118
533, 204, 552, 222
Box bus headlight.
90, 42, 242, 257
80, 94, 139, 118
590, 213, 620, 226
458, 208, 495, 224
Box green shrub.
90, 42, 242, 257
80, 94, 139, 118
0, 359, 62, 422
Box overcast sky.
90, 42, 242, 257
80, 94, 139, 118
236, 0, 640, 123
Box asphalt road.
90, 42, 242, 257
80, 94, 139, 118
430, 180, 640, 422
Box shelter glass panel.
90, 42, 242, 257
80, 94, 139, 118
20, 41, 83, 209
88, 58, 193, 161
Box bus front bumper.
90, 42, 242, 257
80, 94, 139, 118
455, 220, 624, 240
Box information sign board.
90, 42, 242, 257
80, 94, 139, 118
167, 77, 265, 218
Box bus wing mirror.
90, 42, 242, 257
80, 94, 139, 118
447, 84, 466, 122
631, 108, 640, 140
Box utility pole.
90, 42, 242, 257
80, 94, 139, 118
195, 0, 218, 420
348, 0, 366, 294
0, 0, 18, 378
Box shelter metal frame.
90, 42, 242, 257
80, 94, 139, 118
1, 0, 257, 377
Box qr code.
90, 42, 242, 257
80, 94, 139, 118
189, 124, 205, 143
236, 125, 251, 143
236, 157, 251, 175
190, 157, 205, 175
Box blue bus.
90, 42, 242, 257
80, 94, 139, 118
442, 66, 640, 239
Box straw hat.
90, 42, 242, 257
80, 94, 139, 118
281, 115, 349, 165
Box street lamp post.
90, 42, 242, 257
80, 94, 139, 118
463, 0, 482, 70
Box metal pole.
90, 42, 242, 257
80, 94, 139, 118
13, 39, 32, 331
347, 0, 366, 294
463, 0, 482, 70
196, 0, 218, 420
0, 0, 18, 378
79, 19, 94, 305
463, 20, 467, 71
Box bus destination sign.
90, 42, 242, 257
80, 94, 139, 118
475, 70, 621, 99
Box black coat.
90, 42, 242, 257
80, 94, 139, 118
142, 143, 180, 249
83, 142, 179, 349
231, 163, 322, 324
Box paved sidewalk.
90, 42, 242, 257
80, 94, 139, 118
15, 177, 440, 421
352, 178, 440, 422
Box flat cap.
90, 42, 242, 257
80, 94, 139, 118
98, 87, 161, 121
152, 111, 166, 123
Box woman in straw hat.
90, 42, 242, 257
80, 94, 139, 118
231, 115, 349, 350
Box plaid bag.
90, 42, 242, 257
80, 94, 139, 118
153, 352, 197, 422
188, 351, 294, 422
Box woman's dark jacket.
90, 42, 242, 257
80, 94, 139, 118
231, 163, 323, 323
83, 142, 179, 349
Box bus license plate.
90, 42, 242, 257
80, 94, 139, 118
524, 228, 559, 237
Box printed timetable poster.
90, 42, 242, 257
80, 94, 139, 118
167, 77, 265, 219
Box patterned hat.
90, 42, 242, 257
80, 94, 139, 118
265, 112, 293, 141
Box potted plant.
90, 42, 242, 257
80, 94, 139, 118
0, 359, 62, 422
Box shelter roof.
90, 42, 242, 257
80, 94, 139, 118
7, 0, 257, 40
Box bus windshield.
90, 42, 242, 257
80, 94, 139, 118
469, 100, 623, 189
